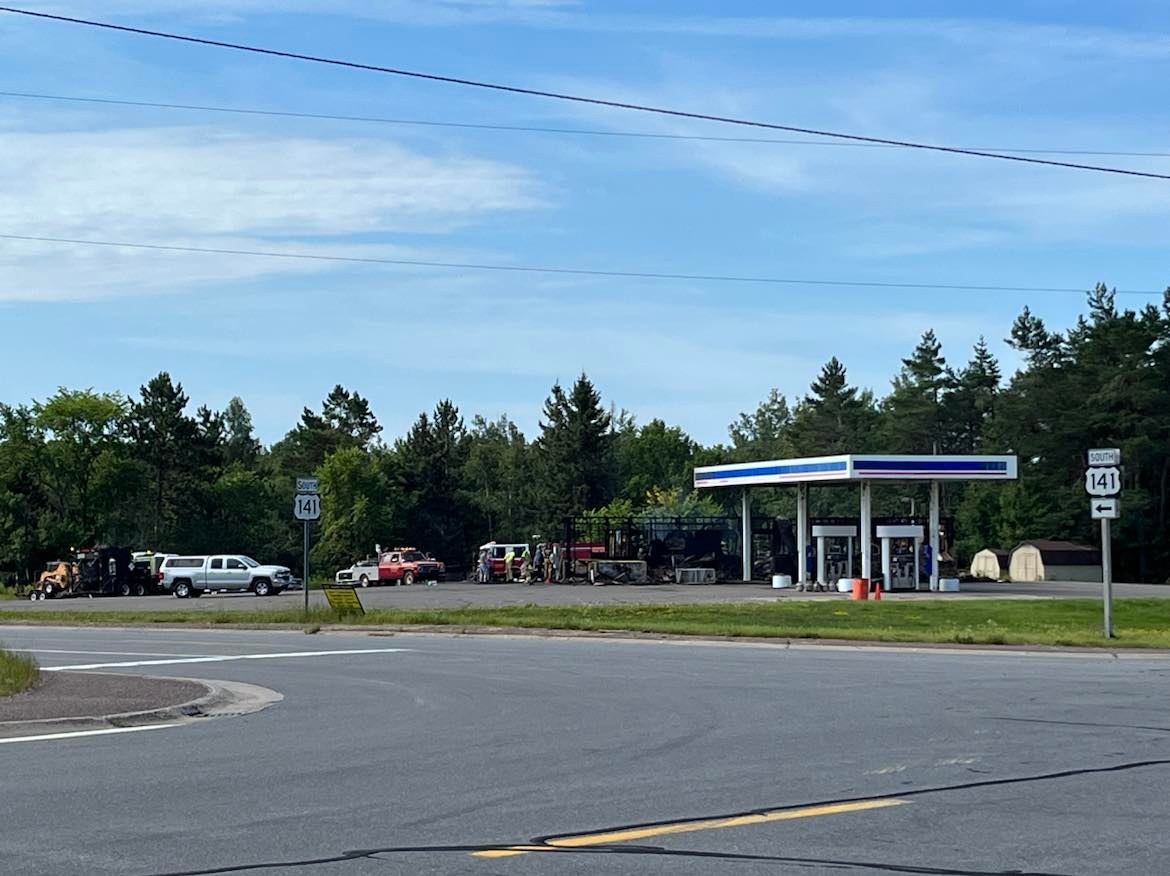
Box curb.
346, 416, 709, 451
0, 675, 283, 739
2, 619, 1169, 657
338, 624, 1170, 658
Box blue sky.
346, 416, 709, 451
2, 1, 1168, 445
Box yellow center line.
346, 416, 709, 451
472, 797, 907, 858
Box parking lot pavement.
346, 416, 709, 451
2, 576, 1168, 615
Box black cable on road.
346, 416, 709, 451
1, 233, 1160, 297
2, 6, 1168, 181
3, 90, 1167, 159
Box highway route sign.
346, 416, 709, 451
322, 585, 365, 616
1084, 467, 1121, 497
1091, 498, 1120, 520
1088, 448, 1120, 467
293, 493, 321, 521
296, 477, 320, 494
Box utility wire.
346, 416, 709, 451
3, 90, 1168, 159
1, 6, 1168, 181
0, 233, 1158, 297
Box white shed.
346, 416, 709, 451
970, 548, 1008, 580
1009, 540, 1102, 583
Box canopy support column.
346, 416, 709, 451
796, 484, 809, 588
860, 482, 872, 582
741, 490, 752, 582
929, 480, 941, 591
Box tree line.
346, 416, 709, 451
2, 285, 1168, 582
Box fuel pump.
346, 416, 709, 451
889, 537, 917, 589
811, 522, 858, 590
875, 524, 923, 591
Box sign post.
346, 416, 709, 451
293, 479, 321, 614
1085, 449, 1120, 638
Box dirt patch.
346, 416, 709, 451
0, 672, 206, 723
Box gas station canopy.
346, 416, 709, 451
693, 454, 1018, 589
693, 454, 1018, 488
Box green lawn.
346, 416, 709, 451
0, 647, 40, 697
2, 599, 1169, 648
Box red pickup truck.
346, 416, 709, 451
377, 548, 445, 586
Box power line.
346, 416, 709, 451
3, 90, 1168, 159
0, 233, 1158, 297
2, 6, 1167, 181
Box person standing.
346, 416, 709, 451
477, 548, 491, 584
550, 542, 564, 582
503, 547, 515, 583
532, 543, 545, 585
521, 545, 532, 584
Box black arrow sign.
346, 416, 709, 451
1096, 503, 1112, 513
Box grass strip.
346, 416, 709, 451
1, 599, 1169, 648
0, 647, 40, 697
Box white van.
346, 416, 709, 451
479, 542, 528, 580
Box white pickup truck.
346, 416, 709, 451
160, 555, 293, 598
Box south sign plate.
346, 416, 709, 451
1085, 467, 1121, 497
296, 477, 320, 494
1088, 448, 1121, 467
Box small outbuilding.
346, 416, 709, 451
970, 548, 1009, 580
1009, 540, 1102, 583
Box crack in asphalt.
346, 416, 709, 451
139, 757, 1170, 876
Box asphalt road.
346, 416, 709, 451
1, 626, 1168, 875
5, 577, 1169, 615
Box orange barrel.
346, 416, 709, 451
851, 578, 868, 601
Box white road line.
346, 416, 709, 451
42, 647, 414, 671
10, 649, 205, 658
0, 724, 179, 745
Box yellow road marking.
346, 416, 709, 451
472, 797, 906, 858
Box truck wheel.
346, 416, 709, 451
43, 583, 55, 598
134, 582, 147, 597
253, 579, 272, 597
359, 574, 370, 588
28, 591, 39, 602
174, 581, 191, 599
119, 581, 132, 597
402, 571, 415, 587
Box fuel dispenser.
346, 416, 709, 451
811, 523, 857, 590
875, 524, 924, 591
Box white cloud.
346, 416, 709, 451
0, 125, 544, 301
15, 4, 1170, 60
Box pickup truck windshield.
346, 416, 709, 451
239, 556, 260, 568
402, 551, 426, 562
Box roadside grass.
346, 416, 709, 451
0, 583, 21, 601
1, 599, 1169, 648
0, 647, 40, 697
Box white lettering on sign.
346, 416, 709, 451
296, 477, 320, 494
1088, 448, 1121, 467
1084, 467, 1121, 497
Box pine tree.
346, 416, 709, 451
130, 373, 200, 544
223, 396, 261, 466
788, 357, 878, 456
534, 373, 615, 530
881, 331, 954, 453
